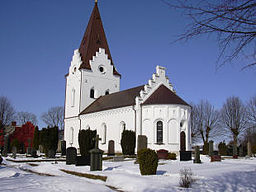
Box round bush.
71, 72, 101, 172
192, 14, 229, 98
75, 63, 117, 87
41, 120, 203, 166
168, 152, 176, 160
138, 148, 158, 175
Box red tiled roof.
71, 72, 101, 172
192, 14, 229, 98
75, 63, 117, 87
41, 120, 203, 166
80, 85, 144, 115
142, 85, 189, 106
79, 2, 121, 77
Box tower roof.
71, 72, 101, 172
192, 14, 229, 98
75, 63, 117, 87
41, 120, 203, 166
79, 2, 121, 76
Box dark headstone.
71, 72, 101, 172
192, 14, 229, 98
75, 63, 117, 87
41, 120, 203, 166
66, 147, 77, 165
47, 149, 56, 158
61, 140, 66, 156
211, 155, 221, 162
108, 140, 115, 156
193, 146, 201, 163
137, 135, 147, 153
12, 146, 17, 159
180, 151, 192, 161
0, 155, 3, 164
76, 155, 90, 166
157, 149, 168, 160
90, 134, 103, 171
209, 141, 214, 156
26, 147, 32, 156
31, 149, 38, 158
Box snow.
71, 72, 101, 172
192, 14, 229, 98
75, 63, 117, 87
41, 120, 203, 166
1, 155, 256, 192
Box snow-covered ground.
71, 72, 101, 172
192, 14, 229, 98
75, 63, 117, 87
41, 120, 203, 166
1, 155, 256, 192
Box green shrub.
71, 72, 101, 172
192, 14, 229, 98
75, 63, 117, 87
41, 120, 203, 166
40, 126, 58, 157
78, 129, 96, 156
202, 142, 209, 155
121, 130, 136, 155
33, 126, 39, 150
138, 148, 158, 175
218, 141, 227, 156
168, 152, 176, 160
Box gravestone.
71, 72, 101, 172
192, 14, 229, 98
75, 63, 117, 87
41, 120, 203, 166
108, 140, 115, 156
239, 145, 244, 157
61, 140, 66, 156
39, 145, 44, 153
47, 149, 56, 158
211, 155, 221, 162
57, 140, 62, 153
0, 155, 2, 164
90, 134, 103, 171
31, 148, 38, 158
12, 146, 17, 159
247, 141, 252, 157
157, 149, 168, 160
76, 155, 90, 166
66, 147, 77, 165
137, 135, 147, 153
193, 146, 201, 163
208, 141, 214, 156
26, 147, 32, 156
180, 151, 192, 161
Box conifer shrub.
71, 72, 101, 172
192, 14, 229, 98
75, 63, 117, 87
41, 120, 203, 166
33, 126, 39, 150
121, 130, 136, 155
138, 148, 158, 175
40, 126, 58, 157
78, 129, 96, 156
218, 141, 227, 156
167, 152, 177, 160
10, 138, 20, 151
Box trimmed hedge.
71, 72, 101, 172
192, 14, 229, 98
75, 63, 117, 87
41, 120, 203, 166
121, 130, 135, 155
138, 148, 158, 175
78, 129, 96, 156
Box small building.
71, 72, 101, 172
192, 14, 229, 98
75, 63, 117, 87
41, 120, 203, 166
64, 1, 191, 153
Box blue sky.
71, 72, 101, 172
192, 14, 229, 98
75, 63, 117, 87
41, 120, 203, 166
0, 0, 255, 128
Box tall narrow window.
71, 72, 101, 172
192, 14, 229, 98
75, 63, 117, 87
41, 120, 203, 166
156, 121, 163, 144
71, 89, 75, 107
102, 124, 107, 144
70, 127, 74, 145
90, 88, 94, 98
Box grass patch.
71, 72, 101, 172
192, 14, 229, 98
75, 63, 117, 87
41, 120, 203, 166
60, 169, 107, 182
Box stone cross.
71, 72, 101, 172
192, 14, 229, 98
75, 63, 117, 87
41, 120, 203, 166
95, 134, 101, 149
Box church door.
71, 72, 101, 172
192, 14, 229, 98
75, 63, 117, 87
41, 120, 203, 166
180, 131, 186, 151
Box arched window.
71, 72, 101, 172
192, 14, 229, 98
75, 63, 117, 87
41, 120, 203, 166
102, 124, 107, 144
71, 89, 75, 107
105, 90, 109, 95
90, 88, 95, 98
156, 121, 163, 144
70, 127, 74, 145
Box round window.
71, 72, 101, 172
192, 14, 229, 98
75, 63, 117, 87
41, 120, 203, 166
98, 66, 105, 74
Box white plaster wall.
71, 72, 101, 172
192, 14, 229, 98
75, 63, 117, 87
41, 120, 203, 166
141, 104, 191, 152
80, 48, 120, 111
64, 117, 80, 148
80, 106, 135, 152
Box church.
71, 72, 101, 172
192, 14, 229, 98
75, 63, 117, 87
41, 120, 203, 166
64, 1, 191, 153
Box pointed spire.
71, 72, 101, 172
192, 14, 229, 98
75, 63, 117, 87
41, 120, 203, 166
79, 1, 121, 76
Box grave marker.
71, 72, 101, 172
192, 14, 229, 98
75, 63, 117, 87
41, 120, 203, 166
108, 140, 115, 156
193, 146, 201, 163
66, 147, 77, 165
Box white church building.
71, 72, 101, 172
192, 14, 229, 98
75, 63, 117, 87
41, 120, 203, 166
64, 1, 191, 153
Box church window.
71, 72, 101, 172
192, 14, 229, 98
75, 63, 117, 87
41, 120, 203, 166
98, 65, 105, 74
105, 90, 109, 95
71, 89, 75, 107
70, 127, 74, 145
90, 88, 95, 98
102, 124, 107, 144
156, 121, 163, 144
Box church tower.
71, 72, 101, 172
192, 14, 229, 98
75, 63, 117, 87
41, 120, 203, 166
64, 1, 121, 146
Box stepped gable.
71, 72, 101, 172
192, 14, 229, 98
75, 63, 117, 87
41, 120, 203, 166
142, 84, 189, 106
80, 85, 144, 115
78, 2, 120, 76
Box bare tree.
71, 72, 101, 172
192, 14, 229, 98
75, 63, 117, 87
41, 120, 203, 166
165, 0, 256, 69
0, 96, 15, 129
247, 95, 256, 128
41, 106, 64, 130
190, 100, 220, 144
221, 96, 247, 154
17, 111, 38, 126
